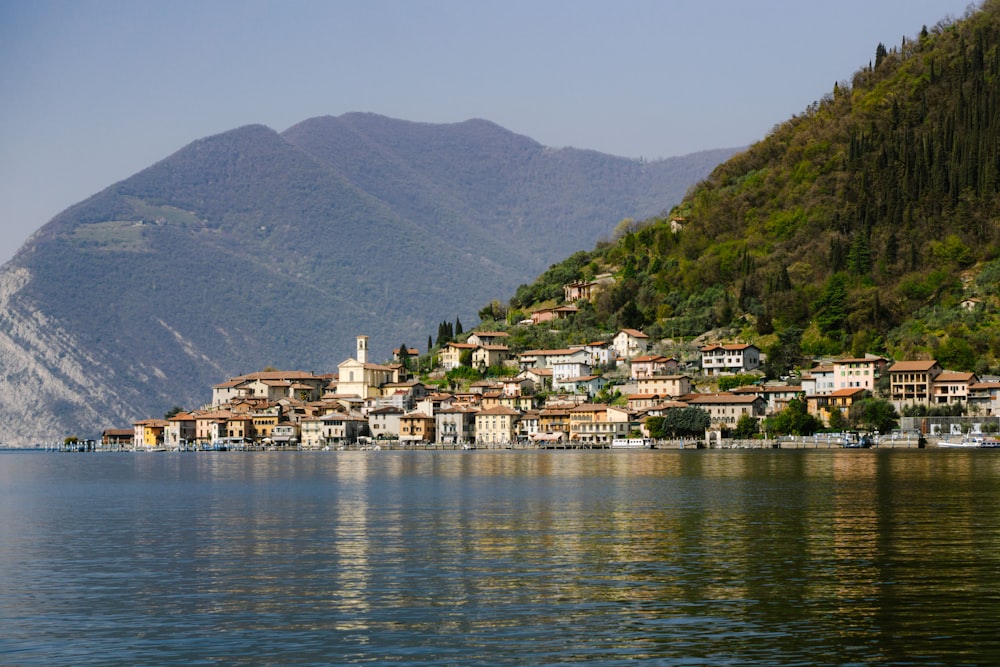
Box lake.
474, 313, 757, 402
2, 449, 999, 666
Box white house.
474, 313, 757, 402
801, 365, 835, 396
367, 406, 403, 439
700, 344, 761, 376
612, 329, 650, 360
552, 375, 608, 396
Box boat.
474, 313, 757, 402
938, 436, 985, 448
611, 438, 653, 449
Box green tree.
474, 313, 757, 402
764, 327, 803, 379
732, 414, 760, 439
849, 397, 899, 433
814, 273, 848, 335
765, 398, 821, 435
826, 406, 849, 431
718, 373, 761, 391
164, 406, 184, 419
651, 407, 711, 437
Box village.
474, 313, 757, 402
105, 288, 1000, 451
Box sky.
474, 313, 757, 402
0, 0, 978, 264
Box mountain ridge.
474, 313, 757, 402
0, 113, 735, 445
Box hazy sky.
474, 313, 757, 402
0, 0, 977, 263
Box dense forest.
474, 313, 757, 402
500, 1, 1000, 376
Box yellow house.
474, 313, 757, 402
439, 342, 477, 370
400, 412, 436, 443
133, 418, 169, 449
475, 406, 520, 445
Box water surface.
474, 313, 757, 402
2, 449, 999, 665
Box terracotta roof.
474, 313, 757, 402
685, 394, 762, 405
889, 360, 940, 372
569, 403, 610, 413
476, 406, 521, 416
701, 343, 758, 351
935, 372, 976, 382
829, 387, 867, 397
618, 329, 648, 338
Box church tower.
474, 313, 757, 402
356, 335, 369, 365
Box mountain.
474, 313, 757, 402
0, 113, 736, 445
504, 2, 1000, 376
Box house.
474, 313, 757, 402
518, 348, 591, 372
195, 410, 233, 445
731, 384, 804, 414
269, 423, 299, 446
832, 357, 887, 391
300, 412, 368, 448
436, 406, 478, 444
101, 428, 134, 448
500, 377, 535, 397
377, 380, 428, 410
888, 360, 943, 409
518, 409, 540, 441
682, 393, 766, 428
968, 382, 1000, 415
801, 365, 835, 396
392, 345, 420, 362
961, 297, 984, 311
629, 354, 679, 379
466, 331, 510, 347
562, 274, 614, 303
552, 375, 608, 396
133, 418, 169, 449
337, 336, 400, 399
633, 374, 692, 398
494, 393, 540, 412
627, 393, 663, 411
438, 342, 477, 370
475, 406, 521, 445
472, 344, 511, 370
225, 414, 254, 441
700, 344, 761, 376
165, 412, 197, 449
551, 357, 593, 382
368, 406, 404, 439
568, 403, 631, 444
806, 387, 868, 425
530, 305, 578, 324
612, 329, 650, 360
538, 407, 571, 437
519, 367, 553, 391
400, 412, 436, 443
570, 341, 613, 367
415, 393, 457, 416
932, 371, 978, 406
250, 408, 281, 441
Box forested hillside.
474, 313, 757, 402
506, 1, 1000, 375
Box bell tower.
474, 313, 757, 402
356, 335, 369, 365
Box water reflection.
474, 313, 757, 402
2, 450, 1000, 665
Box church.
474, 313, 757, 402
336, 335, 401, 400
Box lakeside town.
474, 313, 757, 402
80, 282, 1000, 452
